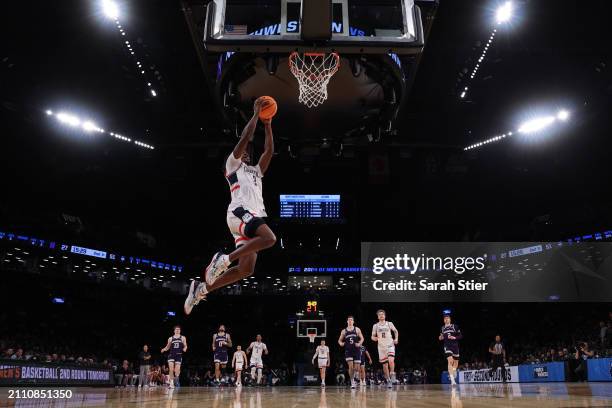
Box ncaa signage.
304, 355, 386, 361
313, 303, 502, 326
459, 366, 519, 383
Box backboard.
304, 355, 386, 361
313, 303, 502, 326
297, 319, 327, 339
204, 0, 424, 54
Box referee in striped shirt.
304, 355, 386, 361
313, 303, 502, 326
488, 335, 507, 382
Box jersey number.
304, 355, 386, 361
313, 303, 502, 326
381, 332, 386, 338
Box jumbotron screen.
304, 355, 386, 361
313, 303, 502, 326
279, 194, 341, 218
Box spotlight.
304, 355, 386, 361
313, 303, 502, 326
101, 0, 119, 20
557, 110, 570, 121
518, 116, 556, 134
45, 109, 53, 115
150, 89, 157, 97
56, 112, 81, 127
496, 1, 513, 24
82, 121, 102, 132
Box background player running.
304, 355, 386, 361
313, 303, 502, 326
371, 309, 399, 388
184, 97, 276, 314
359, 345, 373, 386
232, 345, 248, 387
338, 315, 365, 389
160, 325, 187, 389
311, 339, 330, 387
439, 312, 462, 386
212, 324, 232, 385
246, 334, 268, 386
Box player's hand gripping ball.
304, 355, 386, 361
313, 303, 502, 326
258, 96, 277, 121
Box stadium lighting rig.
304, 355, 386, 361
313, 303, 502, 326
464, 109, 570, 151
99, 0, 159, 99
460, 1, 514, 100
45, 109, 155, 150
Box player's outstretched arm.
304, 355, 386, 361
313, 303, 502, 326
263, 344, 269, 355
246, 343, 253, 355
312, 348, 318, 364
226, 334, 233, 348
258, 118, 274, 174
212, 334, 217, 351
161, 337, 171, 353
232, 99, 263, 160
338, 329, 346, 346
183, 336, 188, 353
231, 353, 236, 368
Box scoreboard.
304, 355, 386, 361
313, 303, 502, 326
279, 194, 340, 218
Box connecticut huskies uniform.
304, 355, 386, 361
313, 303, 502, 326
214, 333, 229, 364
315, 345, 330, 368
441, 323, 462, 358
344, 327, 362, 363
168, 335, 184, 364
248, 341, 267, 369
373, 321, 397, 363
225, 155, 267, 247
233, 351, 246, 371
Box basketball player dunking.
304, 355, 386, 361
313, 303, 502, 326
232, 345, 248, 386
338, 315, 364, 389
439, 312, 462, 386
311, 339, 330, 387
371, 309, 399, 388
160, 325, 187, 389
246, 334, 268, 385
184, 97, 276, 314
212, 325, 232, 385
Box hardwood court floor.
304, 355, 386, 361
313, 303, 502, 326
2, 383, 612, 407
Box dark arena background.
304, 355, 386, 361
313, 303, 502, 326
2, 0, 612, 406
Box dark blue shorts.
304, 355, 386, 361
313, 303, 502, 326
444, 344, 460, 358
168, 354, 183, 364
214, 351, 228, 364
345, 347, 361, 363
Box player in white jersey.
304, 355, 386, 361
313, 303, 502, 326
184, 98, 277, 315
246, 334, 268, 385
232, 345, 248, 386
371, 309, 399, 388
311, 339, 330, 387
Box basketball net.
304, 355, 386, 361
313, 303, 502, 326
307, 333, 317, 343
289, 52, 340, 108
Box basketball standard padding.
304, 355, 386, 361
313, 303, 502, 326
259, 96, 278, 120
301, 0, 332, 41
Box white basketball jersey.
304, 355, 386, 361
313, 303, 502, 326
226, 155, 266, 216
234, 351, 245, 364
374, 321, 395, 345
250, 341, 267, 359
317, 346, 329, 359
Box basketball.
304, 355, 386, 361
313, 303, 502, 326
258, 96, 277, 120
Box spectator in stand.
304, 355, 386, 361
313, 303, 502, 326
10, 348, 24, 360
203, 370, 214, 386
335, 361, 346, 385
599, 321, 608, 350
138, 345, 152, 387
574, 342, 594, 382
115, 359, 134, 387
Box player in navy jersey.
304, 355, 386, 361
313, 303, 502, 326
212, 325, 233, 385
438, 313, 462, 386
184, 98, 277, 315
160, 325, 187, 389
358, 345, 373, 386
338, 316, 364, 389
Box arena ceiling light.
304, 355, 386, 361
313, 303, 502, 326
101, 0, 119, 20
496, 1, 513, 24
465, 109, 571, 151
45, 109, 154, 150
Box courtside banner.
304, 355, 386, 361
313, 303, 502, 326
518, 362, 566, 382
587, 358, 612, 381
458, 366, 519, 383
361, 242, 612, 302
0, 360, 113, 386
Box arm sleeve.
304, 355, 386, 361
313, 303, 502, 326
226, 154, 242, 174
455, 325, 463, 340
